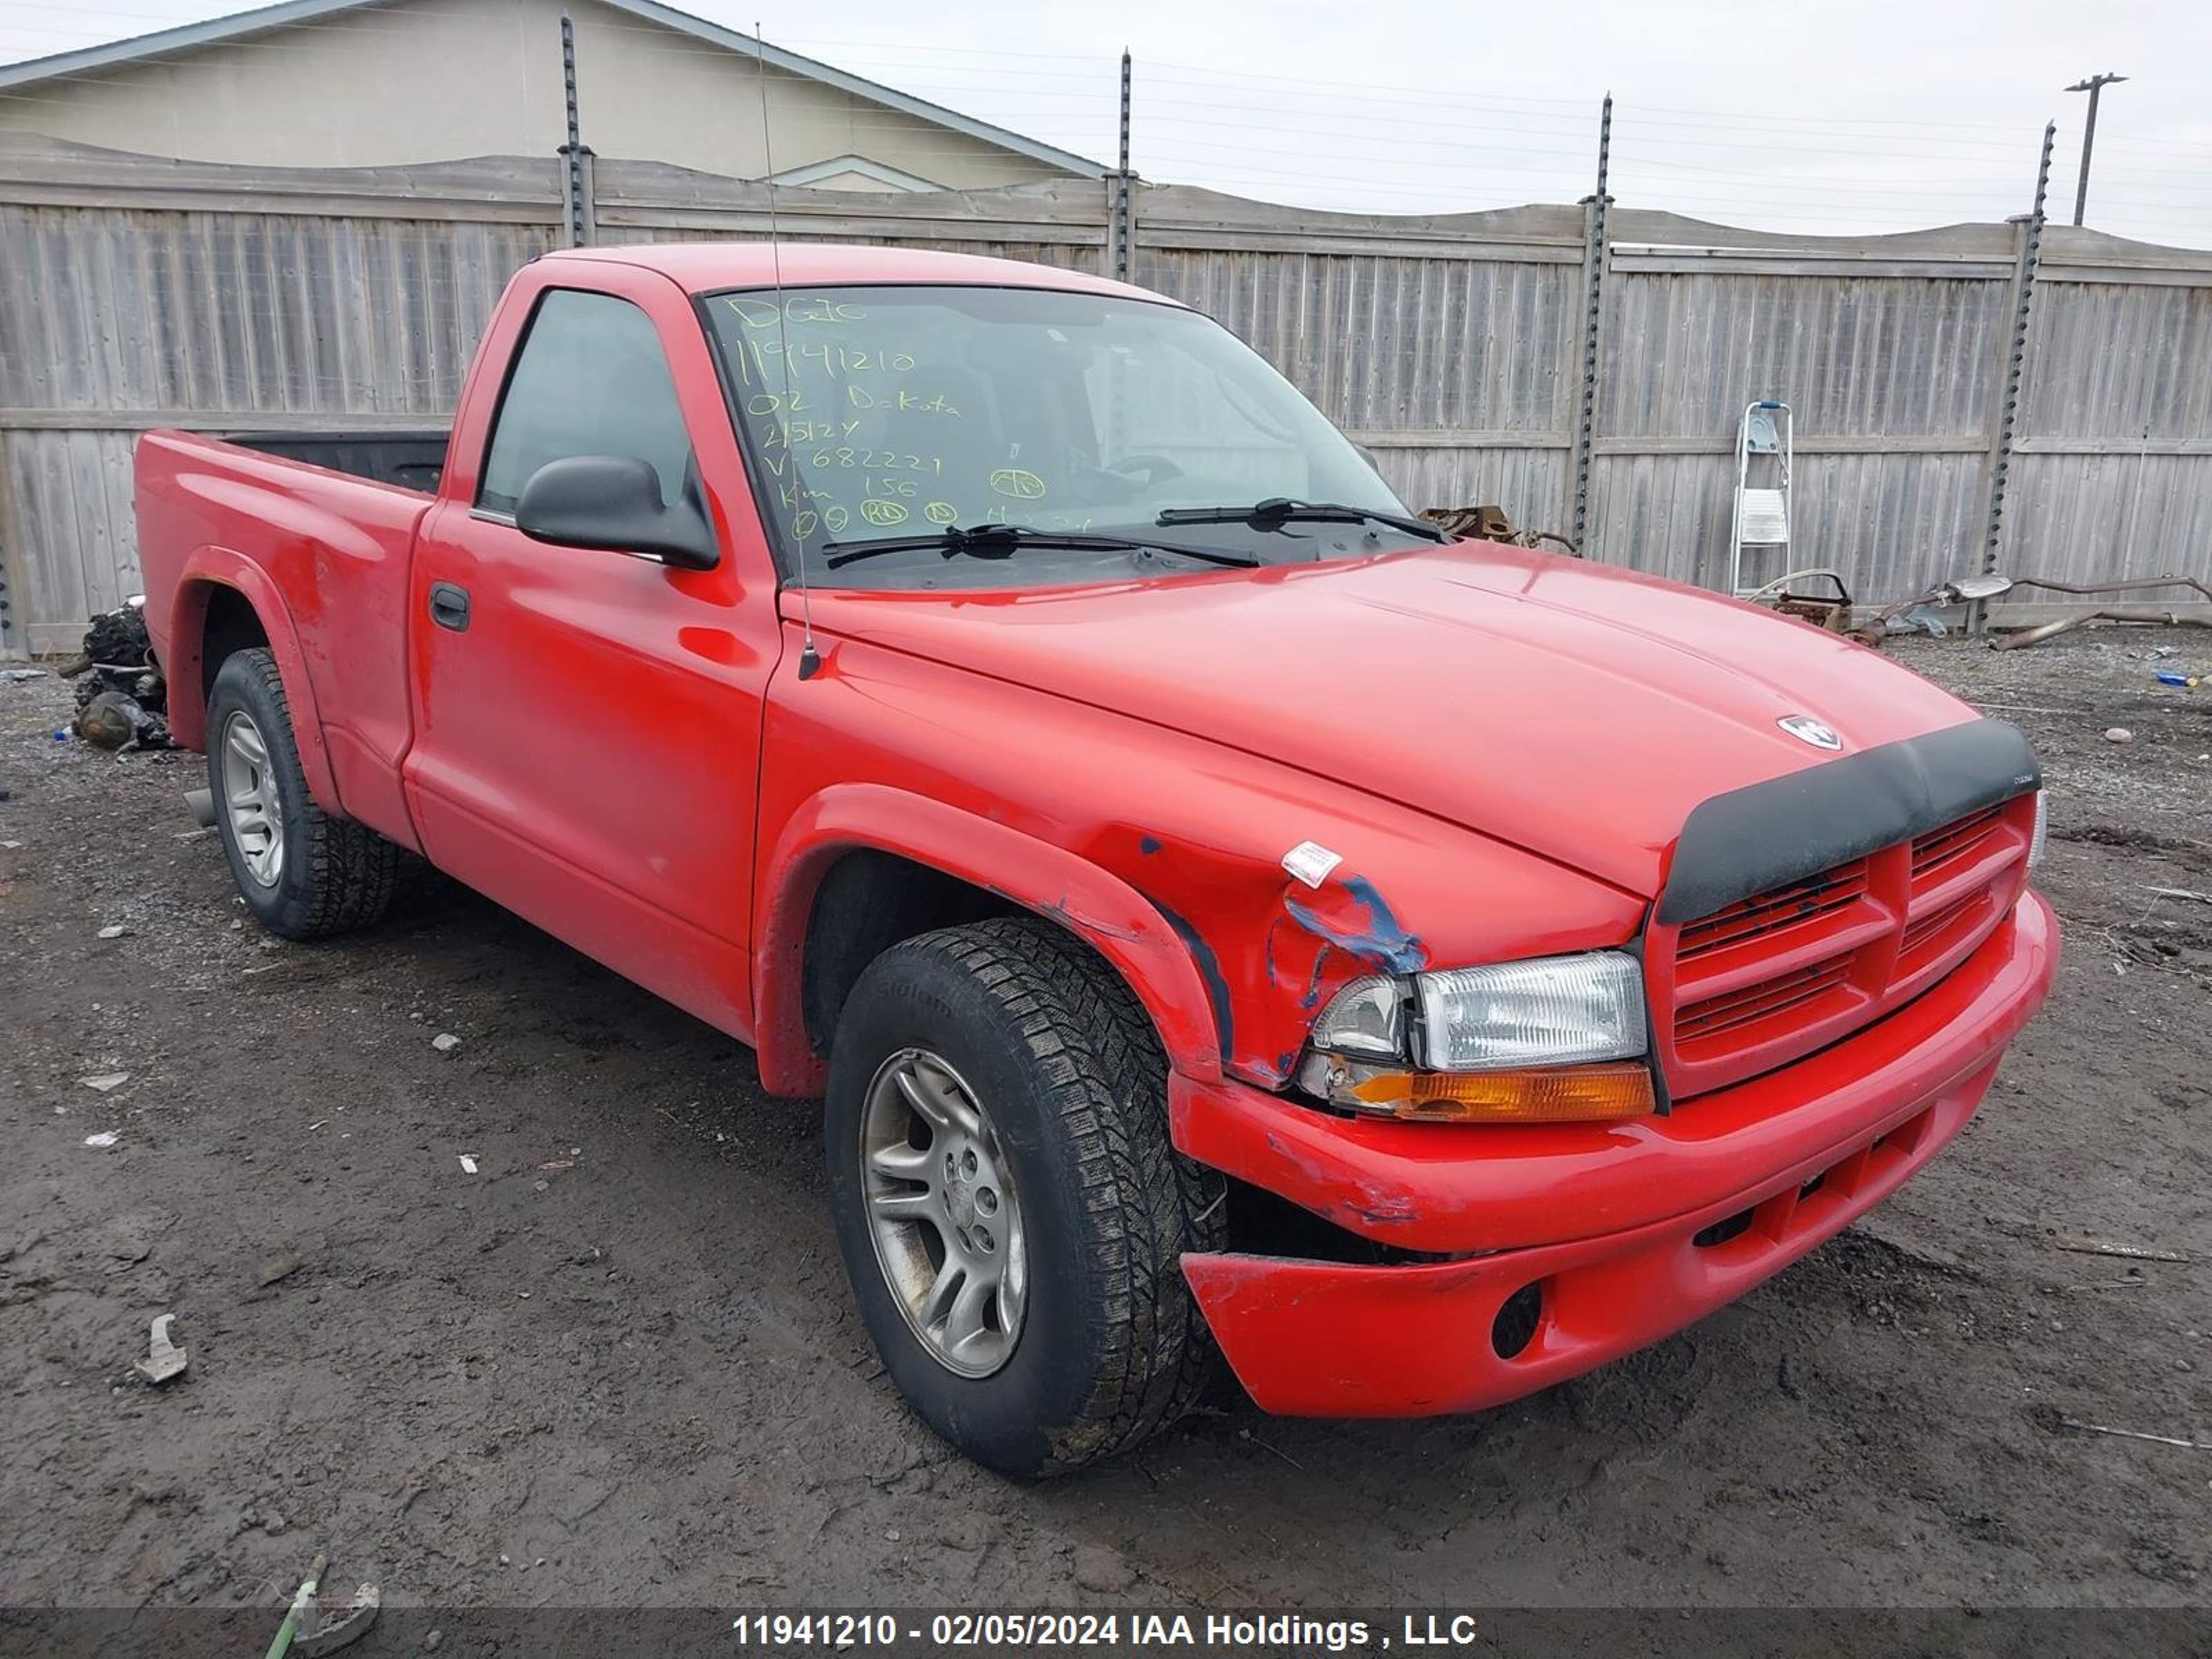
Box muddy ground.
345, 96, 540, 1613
1, 627, 2208, 1644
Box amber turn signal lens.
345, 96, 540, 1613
1347, 1062, 1656, 1123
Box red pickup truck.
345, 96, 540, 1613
135, 243, 2057, 1477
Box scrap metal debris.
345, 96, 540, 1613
1990, 573, 2212, 650
2051, 1418, 2211, 1452
1853, 570, 2212, 649
1419, 503, 1578, 554
61, 599, 172, 750
1743, 568, 1854, 632
2052, 1235, 2191, 1264
2146, 887, 2212, 908
135, 1313, 188, 1385
265, 1553, 382, 1659
293, 1577, 381, 1658
1999, 610, 2212, 650
76, 690, 167, 751
1852, 574, 2014, 644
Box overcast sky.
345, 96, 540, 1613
3, 0, 2209, 245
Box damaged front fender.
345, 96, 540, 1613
753, 783, 1226, 1095
1123, 823, 1643, 1091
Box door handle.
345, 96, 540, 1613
429, 581, 471, 632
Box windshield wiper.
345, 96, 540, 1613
819, 523, 1259, 570
1155, 497, 1450, 542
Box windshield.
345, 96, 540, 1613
704, 283, 1416, 588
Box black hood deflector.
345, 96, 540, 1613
1658, 719, 2041, 926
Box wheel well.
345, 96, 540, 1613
198, 585, 270, 702
801, 850, 1022, 1056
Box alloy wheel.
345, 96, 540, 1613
859, 1047, 1029, 1378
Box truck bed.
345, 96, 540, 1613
225, 429, 449, 496
135, 426, 440, 850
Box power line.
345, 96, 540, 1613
0, 11, 2205, 245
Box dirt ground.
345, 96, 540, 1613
1, 626, 2208, 1642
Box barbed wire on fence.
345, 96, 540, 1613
0, 3, 2209, 243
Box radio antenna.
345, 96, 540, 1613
754, 22, 819, 679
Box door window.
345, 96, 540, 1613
478, 289, 693, 515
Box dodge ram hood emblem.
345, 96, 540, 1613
1779, 714, 1843, 751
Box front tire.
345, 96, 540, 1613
825, 917, 1224, 1477
206, 648, 399, 941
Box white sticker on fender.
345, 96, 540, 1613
1281, 840, 1344, 890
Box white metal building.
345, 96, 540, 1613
0, 0, 1104, 190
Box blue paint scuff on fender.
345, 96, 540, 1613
1284, 874, 1428, 975
1145, 897, 1235, 1062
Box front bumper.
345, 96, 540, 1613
1172, 888, 2058, 1417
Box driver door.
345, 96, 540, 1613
404, 275, 779, 1038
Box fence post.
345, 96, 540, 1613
559, 14, 596, 247
1566, 93, 1613, 553
1111, 50, 1134, 282
1972, 120, 2054, 632
0, 455, 21, 659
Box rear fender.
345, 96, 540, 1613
756, 783, 1224, 1096
166, 550, 343, 817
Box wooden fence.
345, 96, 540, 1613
3, 132, 2208, 654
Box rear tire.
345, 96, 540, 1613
825, 917, 1225, 1477
205, 648, 399, 941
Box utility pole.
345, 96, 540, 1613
2064, 71, 2127, 227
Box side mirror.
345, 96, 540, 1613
514, 454, 719, 571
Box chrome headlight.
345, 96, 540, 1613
1314, 951, 1647, 1072
1306, 975, 1404, 1060
1415, 953, 1647, 1071
1305, 951, 1653, 1123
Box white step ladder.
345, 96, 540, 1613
1727, 400, 1792, 597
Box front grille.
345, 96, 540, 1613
1901, 891, 1978, 956
1676, 952, 1855, 1051
1911, 805, 2004, 888
1651, 795, 2035, 1098
1678, 862, 1868, 963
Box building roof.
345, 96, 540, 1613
547, 242, 1172, 302
0, 0, 1107, 178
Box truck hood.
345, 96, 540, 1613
798, 543, 1979, 899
